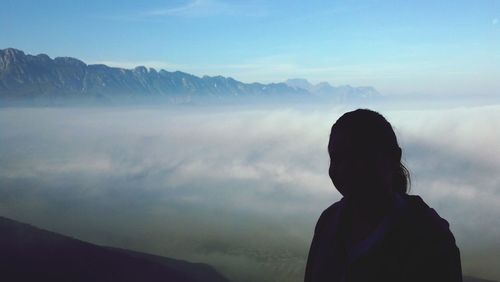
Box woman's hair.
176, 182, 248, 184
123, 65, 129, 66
328, 109, 410, 194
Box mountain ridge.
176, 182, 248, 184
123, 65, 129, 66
285, 78, 380, 99
0, 48, 380, 104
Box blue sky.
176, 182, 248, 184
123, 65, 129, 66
1, 0, 499, 96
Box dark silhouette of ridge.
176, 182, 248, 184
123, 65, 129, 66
0, 216, 229, 282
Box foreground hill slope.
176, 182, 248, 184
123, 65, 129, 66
0, 216, 228, 282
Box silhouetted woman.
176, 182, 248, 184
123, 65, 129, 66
305, 109, 462, 282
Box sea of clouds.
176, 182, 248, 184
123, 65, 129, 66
0, 101, 499, 282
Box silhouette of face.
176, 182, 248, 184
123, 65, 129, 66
329, 129, 394, 202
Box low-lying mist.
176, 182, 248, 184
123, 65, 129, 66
0, 101, 499, 282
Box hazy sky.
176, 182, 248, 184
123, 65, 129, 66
1, 0, 499, 96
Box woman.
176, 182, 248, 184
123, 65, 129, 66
305, 109, 462, 282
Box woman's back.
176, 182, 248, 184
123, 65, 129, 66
305, 194, 462, 282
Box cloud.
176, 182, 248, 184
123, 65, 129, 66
1, 102, 499, 281
142, 0, 267, 18
95, 0, 267, 23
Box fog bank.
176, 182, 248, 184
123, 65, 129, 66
0, 103, 499, 281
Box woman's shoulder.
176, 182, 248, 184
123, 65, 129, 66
401, 194, 457, 244
313, 198, 346, 234
396, 195, 462, 280
320, 198, 345, 217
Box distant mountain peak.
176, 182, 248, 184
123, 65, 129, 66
0, 48, 26, 68
134, 65, 148, 73
54, 56, 87, 66
284, 77, 381, 101
315, 81, 332, 88
285, 78, 314, 91
2, 47, 25, 57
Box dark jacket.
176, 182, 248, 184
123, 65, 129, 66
304, 194, 462, 282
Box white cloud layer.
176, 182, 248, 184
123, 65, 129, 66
0, 102, 499, 281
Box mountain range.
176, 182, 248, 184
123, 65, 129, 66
285, 78, 379, 100
0, 48, 380, 105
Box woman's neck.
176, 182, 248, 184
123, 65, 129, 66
345, 193, 397, 243
349, 193, 396, 220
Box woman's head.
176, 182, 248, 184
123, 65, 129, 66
328, 109, 409, 201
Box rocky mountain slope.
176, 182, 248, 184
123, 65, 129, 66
0, 48, 380, 105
